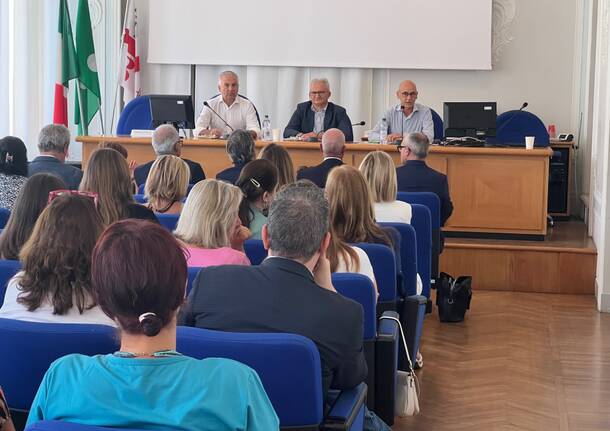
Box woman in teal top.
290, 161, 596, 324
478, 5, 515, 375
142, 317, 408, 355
26, 220, 279, 431
236, 160, 278, 240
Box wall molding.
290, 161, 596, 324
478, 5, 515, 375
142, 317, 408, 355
492, 0, 516, 65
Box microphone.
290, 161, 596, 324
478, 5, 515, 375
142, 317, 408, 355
352, 121, 366, 126
203, 101, 234, 133
496, 101, 528, 135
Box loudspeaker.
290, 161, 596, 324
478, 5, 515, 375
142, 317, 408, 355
548, 147, 569, 214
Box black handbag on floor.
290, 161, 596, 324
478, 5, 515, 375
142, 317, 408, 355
436, 272, 472, 322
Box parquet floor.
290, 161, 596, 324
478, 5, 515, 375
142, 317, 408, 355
393, 291, 610, 431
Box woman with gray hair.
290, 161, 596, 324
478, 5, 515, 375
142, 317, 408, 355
216, 129, 256, 184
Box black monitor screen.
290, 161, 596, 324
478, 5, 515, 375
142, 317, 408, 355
443, 102, 497, 139
149, 95, 195, 130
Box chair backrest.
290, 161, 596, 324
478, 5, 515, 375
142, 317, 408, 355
332, 273, 376, 341
116, 96, 153, 135
155, 213, 179, 232
133, 194, 147, 204
495, 110, 550, 146
186, 266, 201, 295
0, 259, 22, 307
27, 421, 147, 431
430, 108, 444, 141
406, 204, 432, 299
244, 239, 267, 265
396, 192, 441, 279
378, 223, 417, 297
0, 319, 118, 411
352, 243, 396, 309
176, 327, 323, 428
0, 208, 11, 229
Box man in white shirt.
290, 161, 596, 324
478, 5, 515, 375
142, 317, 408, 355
194, 71, 261, 139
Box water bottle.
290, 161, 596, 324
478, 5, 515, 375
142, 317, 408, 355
379, 118, 388, 144
262, 115, 272, 141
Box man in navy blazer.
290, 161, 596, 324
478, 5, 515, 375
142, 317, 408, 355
296, 128, 345, 188
179, 181, 367, 398
28, 124, 83, 190
396, 132, 453, 226
284, 78, 353, 142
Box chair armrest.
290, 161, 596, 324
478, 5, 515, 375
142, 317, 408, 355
322, 383, 367, 431
374, 311, 399, 426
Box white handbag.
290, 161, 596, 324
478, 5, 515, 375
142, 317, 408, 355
379, 315, 420, 417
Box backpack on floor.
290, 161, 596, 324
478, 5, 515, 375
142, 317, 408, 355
436, 272, 472, 322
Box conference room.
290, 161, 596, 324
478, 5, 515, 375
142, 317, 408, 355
1, 0, 609, 430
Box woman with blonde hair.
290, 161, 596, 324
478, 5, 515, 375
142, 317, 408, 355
359, 151, 412, 223
80, 148, 157, 225
144, 155, 190, 214
175, 179, 250, 267
258, 143, 295, 189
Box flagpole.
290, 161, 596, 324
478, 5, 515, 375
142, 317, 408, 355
76, 83, 88, 135
110, 0, 131, 133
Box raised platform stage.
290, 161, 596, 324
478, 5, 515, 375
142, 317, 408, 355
440, 221, 597, 294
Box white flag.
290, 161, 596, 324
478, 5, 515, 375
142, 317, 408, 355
120, 3, 141, 104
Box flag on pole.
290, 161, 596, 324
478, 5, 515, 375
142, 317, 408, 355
121, 3, 141, 104
74, 0, 101, 135
53, 0, 79, 127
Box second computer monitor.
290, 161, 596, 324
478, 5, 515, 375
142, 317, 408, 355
443, 102, 497, 139
149, 94, 195, 130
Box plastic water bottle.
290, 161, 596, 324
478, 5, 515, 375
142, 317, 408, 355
262, 115, 272, 141
379, 118, 388, 144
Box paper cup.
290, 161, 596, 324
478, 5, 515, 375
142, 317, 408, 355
272, 129, 281, 142
525, 136, 535, 149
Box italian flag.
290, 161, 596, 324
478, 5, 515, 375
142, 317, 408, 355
53, 0, 78, 127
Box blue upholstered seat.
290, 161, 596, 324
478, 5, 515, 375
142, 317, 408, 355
186, 266, 201, 295
352, 242, 397, 316
495, 110, 550, 147
155, 213, 179, 232
116, 96, 152, 136
430, 108, 444, 141
244, 238, 267, 265
378, 222, 417, 297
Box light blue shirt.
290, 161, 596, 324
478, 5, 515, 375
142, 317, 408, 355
27, 354, 279, 431
248, 204, 267, 240
312, 104, 327, 134
368, 103, 434, 143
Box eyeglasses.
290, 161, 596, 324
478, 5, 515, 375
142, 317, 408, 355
309, 91, 329, 96
400, 91, 418, 98
48, 190, 99, 208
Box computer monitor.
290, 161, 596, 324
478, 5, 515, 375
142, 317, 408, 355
443, 102, 497, 139
149, 94, 195, 130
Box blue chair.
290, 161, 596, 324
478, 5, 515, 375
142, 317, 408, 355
0, 259, 21, 307
430, 108, 444, 141
495, 110, 550, 147
27, 422, 147, 431
116, 96, 152, 135
398, 295, 427, 372
397, 191, 441, 282
353, 243, 396, 317
186, 266, 201, 295
244, 239, 267, 265
332, 273, 400, 426
0, 208, 10, 229
133, 194, 147, 204
404, 204, 431, 301
156, 213, 179, 232
176, 327, 366, 430
378, 223, 417, 297
0, 319, 118, 424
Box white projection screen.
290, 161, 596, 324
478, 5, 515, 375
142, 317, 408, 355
148, 0, 492, 70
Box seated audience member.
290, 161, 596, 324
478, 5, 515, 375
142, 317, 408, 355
174, 179, 250, 267
144, 155, 190, 214
359, 150, 412, 223
216, 129, 256, 184
0, 136, 28, 210
258, 143, 295, 189
0, 173, 66, 260
368, 80, 434, 143
99, 142, 138, 193
236, 159, 278, 240
179, 181, 366, 396
296, 128, 345, 188
133, 125, 205, 187
194, 71, 261, 139
397, 132, 453, 226
0, 194, 114, 326
28, 124, 82, 189
284, 78, 353, 141
326, 228, 377, 295
80, 148, 157, 225
26, 220, 279, 430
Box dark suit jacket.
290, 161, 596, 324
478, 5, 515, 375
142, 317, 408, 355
284, 101, 354, 142
296, 158, 344, 188
215, 163, 245, 185
28, 156, 83, 190
396, 160, 453, 226
179, 257, 367, 397
134, 158, 205, 187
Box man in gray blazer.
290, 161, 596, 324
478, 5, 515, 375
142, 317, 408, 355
28, 124, 83, 190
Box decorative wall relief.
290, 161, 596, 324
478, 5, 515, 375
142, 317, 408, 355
492, 0, 516, 65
